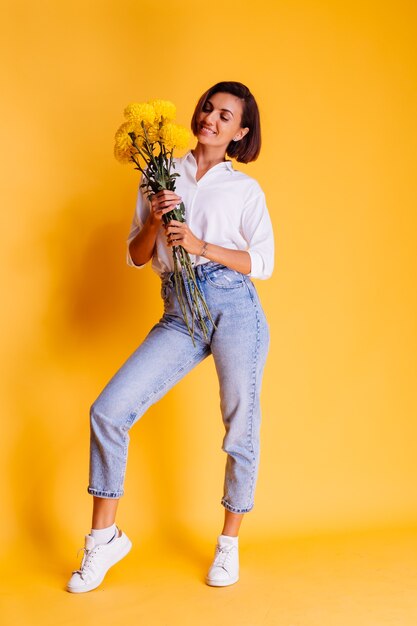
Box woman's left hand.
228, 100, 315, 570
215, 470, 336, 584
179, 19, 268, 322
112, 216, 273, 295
164, 219, 203, 255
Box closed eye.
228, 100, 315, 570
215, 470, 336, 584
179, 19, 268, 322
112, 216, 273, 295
202, 105, 230, 122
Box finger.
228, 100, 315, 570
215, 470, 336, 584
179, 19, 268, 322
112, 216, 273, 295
156, 190, 182, 200
159, 199, 177, 209
168, 231, 182, 241
153, 195, 177, 207
157, 207, 172, 217
156, 189, 178, 195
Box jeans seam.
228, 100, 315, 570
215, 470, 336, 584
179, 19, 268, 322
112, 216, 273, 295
87, 487, 124, 498
245, 307, 260, 510
205, 278, 245, 290
221, 498, 254, 513
243, 277, 257, 306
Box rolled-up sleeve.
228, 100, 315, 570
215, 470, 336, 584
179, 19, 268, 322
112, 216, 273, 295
126, 173, 151, 269
241, 187, 275, 279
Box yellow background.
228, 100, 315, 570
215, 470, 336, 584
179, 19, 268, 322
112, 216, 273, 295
1, 0, 417, 624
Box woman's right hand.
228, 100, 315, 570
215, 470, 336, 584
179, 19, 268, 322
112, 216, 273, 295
149, 190, 182, 226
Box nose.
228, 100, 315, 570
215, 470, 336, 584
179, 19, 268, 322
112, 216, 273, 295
203, 111, 216, 125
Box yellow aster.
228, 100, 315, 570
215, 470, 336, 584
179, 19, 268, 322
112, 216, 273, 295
114, 121, 143, 164
113, 144, 135, 164
160, 122, 191, 150
173, 125, 191, 149
123, 102, 156, 127
144, 124, 160, 144
148, 99, 176, 123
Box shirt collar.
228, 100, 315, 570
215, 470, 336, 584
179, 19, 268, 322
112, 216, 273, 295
182, 149, 234, 172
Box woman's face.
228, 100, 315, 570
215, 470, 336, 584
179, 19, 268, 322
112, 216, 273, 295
196, 91, 250, 149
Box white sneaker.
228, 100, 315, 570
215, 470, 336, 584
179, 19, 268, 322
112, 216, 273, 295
205, 534, 239, 586
66, 526, 132, 593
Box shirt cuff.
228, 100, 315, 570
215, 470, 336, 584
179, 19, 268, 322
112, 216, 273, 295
247, 249, 272, 280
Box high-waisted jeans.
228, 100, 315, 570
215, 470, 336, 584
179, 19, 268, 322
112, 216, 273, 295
87, 260, 270, 513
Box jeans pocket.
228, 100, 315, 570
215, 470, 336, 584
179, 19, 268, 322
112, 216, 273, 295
205, 266, 245, 289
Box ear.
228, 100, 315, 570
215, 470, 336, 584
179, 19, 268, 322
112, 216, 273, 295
238, 127, 250, 140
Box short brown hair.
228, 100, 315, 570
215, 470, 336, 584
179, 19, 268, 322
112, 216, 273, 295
190, 81, 261, 164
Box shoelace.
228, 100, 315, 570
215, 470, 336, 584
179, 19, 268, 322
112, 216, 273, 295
72, 528, 119, 579
212, 544, 235, 571
72, 544, 102, 580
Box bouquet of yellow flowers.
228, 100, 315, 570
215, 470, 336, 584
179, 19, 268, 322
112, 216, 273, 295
114, 99, 217, 347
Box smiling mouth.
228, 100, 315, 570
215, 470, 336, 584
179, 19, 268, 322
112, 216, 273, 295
200, 125, 216, 135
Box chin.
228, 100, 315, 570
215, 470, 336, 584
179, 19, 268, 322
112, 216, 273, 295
197, 133, 217, 144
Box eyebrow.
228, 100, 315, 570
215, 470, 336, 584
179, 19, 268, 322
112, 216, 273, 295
206, 100, 234, 117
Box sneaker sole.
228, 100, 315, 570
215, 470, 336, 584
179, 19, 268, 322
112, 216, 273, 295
205, 574, 239, 587
66, 538, 132, 593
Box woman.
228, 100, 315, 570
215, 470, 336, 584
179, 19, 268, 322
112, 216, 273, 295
66, 81, 274, 593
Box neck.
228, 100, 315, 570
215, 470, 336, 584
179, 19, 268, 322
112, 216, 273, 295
191, 144, 228, 168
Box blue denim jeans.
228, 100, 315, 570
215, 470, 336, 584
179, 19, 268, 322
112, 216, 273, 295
87, 261, 270, 513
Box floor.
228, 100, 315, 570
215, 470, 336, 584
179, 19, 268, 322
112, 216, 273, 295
2, 524, 417, 625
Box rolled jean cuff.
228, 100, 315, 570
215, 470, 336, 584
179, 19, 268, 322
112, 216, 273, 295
87, 486, 124, 498
221, 498, 254, 514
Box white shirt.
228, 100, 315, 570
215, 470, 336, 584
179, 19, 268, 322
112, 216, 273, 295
126, 149, 274, 279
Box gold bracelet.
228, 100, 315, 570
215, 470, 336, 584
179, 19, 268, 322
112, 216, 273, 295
200, 240, 208, 256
